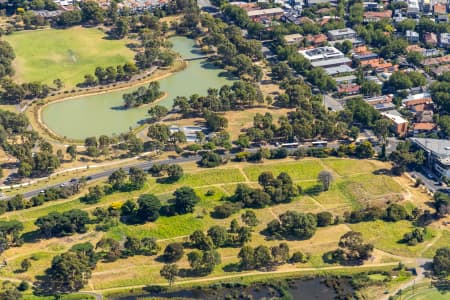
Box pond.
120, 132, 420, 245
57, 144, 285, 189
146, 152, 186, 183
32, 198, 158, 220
108, 277, 354, 300
41, 36, 234, 140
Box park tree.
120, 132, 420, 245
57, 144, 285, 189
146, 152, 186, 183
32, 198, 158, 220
121, 200, 137, 216
136, 194, 161, 222
148, 105, 168, 122
0, 220, 24, 254
108, 168, 127, 190
112, 17, 129, 39
172, 187, 200, 214
385, 204, 409, 222
187, 249, 221, 275
355, 141, 375, 159
433, 192, 450, 217
0, 282, 22, 300
147, 124, 170, 142
335, 231, 374, 264
271, 243, 290, 265
38, 251, 93, 294
267, 211, 317, 240
316, 211, 333, 227
167, 164, 183, 181
163, 243, 184, 262
238, 245, 255, 270
129, 167, 147, 190
20, 258, 31, 272
80, 0, 104, 24
160, 264, 178, 286
241, 210, 259, 227
254, 245, 272, 269
189, 230, 213, 250
318, 170, 333, 191
433, 247, 450, 277
207, 225, 228, 248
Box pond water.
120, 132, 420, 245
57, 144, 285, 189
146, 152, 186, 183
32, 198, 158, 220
109, 277, 351, 300
41, 36, 234, 139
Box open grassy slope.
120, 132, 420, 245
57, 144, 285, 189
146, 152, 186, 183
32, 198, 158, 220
0, 158, 441, 293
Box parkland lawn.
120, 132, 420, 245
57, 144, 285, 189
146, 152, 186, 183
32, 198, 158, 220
0, 158, 443, 292
4, 27, 134, 88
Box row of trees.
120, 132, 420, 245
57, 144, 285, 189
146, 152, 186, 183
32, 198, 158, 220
80, 63, 138, 87
0, 184, 81, 215
82, 167, 147, 203
0, 79, 51, 105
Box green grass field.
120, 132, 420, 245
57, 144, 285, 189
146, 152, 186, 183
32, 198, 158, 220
4, 27, 134, 87
0, 158, 443, 293
406, 289, 449, 300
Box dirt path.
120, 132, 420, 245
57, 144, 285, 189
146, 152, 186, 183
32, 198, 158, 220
90, 262, 400, 294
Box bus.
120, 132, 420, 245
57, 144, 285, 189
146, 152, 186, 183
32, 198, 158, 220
312, 140, 328, 147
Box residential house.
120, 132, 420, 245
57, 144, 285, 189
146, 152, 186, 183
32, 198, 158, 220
247, 7, 284, 22
413, 123, 436, 135
421, 55, 450, 67
381, 111, 409, 137
363, 10, 392, 22
305, 34, 328, 46
406, 30, 420, 43
440, 33, 450, 48
433, 2, 447, 15
360, 58, 398, 73
283, 33, 304, 45
407, 0, 420, 16
337, 83, 360, 95
304, 0, 338, 7
424, 32, 438, 46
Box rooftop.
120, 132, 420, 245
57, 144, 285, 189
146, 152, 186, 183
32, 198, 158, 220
381, 111, 408, 124
247, 7, 284, 17
299, 46, 344, 61
323, 64, 354, 75
410, 138, 450, 159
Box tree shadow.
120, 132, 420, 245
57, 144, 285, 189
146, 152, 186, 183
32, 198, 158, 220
303, 184, 323, 196
21, 230, 40, 243
156, 177, 178, 184
223, 262, 240, 272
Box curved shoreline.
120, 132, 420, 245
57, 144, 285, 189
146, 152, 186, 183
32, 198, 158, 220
30, 61, 187, 144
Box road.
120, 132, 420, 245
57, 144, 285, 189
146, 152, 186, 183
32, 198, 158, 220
381, 258, 432, 300
16, 155, 200, 200
409, 170, 440, 193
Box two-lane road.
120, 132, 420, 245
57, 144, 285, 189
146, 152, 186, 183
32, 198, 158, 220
17, 155, 201, 200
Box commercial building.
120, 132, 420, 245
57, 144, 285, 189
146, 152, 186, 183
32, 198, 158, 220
410, 138, 450, 178
327, 28, 356, 41
299, 46, 344, 62
299, 46, 352, 68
